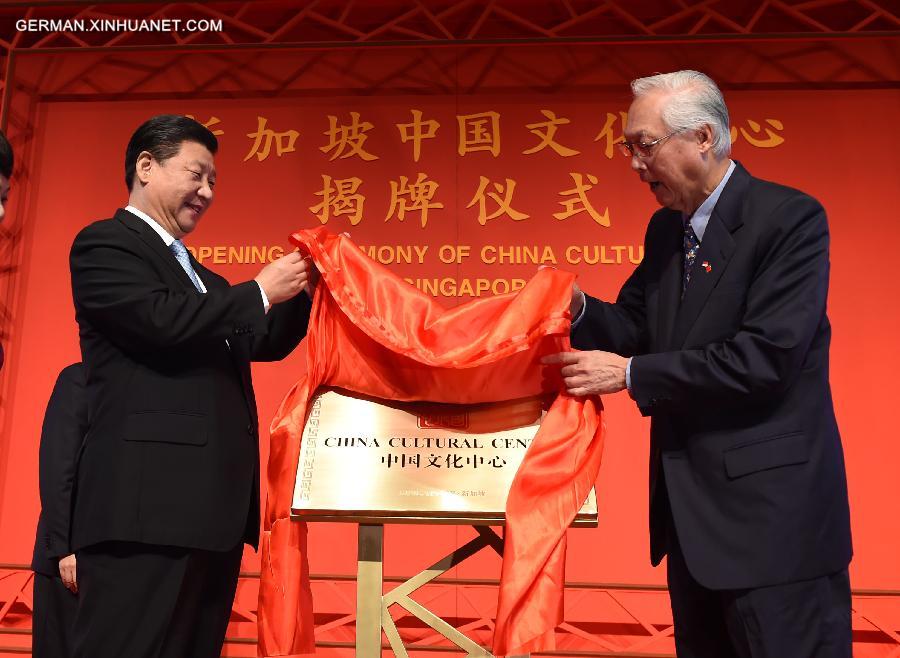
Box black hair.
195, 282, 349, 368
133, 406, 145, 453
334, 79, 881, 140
124, 114, 218, 191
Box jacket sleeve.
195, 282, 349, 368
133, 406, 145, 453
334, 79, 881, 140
38, 364, 89, 560
252, 292, 313, 362
630, 194, 829, 414
571, 218, 661, 355
70, 223, 268, 352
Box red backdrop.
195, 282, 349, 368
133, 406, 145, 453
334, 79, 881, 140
0, 48, 898, 656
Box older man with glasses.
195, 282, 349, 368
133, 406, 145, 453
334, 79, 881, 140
543, 70, 852, 658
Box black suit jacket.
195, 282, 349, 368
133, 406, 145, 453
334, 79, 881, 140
69, 209, 310, 552
573, 163, 851, 590
31, 363, 87, 576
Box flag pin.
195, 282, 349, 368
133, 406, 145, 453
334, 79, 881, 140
702, 261, 712, 272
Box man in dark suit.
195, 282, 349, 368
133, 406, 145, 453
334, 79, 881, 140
544, 71, 852, 657
0, 128, 14, 370
69, 115, 314, 658
32, 363, 87, 658
0, 128, 12, 225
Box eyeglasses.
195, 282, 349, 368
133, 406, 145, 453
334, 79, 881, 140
618, 130, 681, 159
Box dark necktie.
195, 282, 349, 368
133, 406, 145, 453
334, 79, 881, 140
682, 219, 699, 298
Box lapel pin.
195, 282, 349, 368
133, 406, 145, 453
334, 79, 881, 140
702, 261, 712, 273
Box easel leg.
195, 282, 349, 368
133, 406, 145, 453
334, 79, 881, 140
356, 523, 384, 657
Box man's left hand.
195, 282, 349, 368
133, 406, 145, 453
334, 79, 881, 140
541, 350, 628, 396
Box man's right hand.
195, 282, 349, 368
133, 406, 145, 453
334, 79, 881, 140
58, 554, 77, 594
255, 251, 314, 305
537, 265, 584, 317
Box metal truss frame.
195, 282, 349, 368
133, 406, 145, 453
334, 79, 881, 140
2, 562, 900, 656
0, 0, 897, 52
0, 1, 897, 120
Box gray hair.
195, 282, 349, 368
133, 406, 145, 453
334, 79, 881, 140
631, 70, 731, 157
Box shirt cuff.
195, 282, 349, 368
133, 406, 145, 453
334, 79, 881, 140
256, 281, 271, 313
625, 357, 634, 397
570, 290, 587, 328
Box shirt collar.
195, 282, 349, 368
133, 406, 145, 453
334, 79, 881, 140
684, 160, 736, 242
125, 205, 176, 247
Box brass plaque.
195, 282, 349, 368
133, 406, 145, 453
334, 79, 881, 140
292, 388, 598, 526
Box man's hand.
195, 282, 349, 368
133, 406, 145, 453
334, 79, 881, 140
536, 266, 584, 318
58, 554, 77, 594
541, 350, 629, 396
255, 251, 316, 305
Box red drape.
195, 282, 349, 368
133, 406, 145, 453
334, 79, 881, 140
258, 227, 605, 657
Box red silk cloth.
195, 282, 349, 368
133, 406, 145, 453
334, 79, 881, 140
258, 227, 605, 657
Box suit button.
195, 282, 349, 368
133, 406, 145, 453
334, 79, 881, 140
247, 423, 254, 435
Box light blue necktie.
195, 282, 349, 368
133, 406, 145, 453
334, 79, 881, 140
169, 240, 204, 293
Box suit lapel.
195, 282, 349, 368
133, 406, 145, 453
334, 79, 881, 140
671, 163, 749, 347
115, 208, 197, 292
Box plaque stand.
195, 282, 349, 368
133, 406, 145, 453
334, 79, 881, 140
292, 389, 595, 657
356, 523, 505, 657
